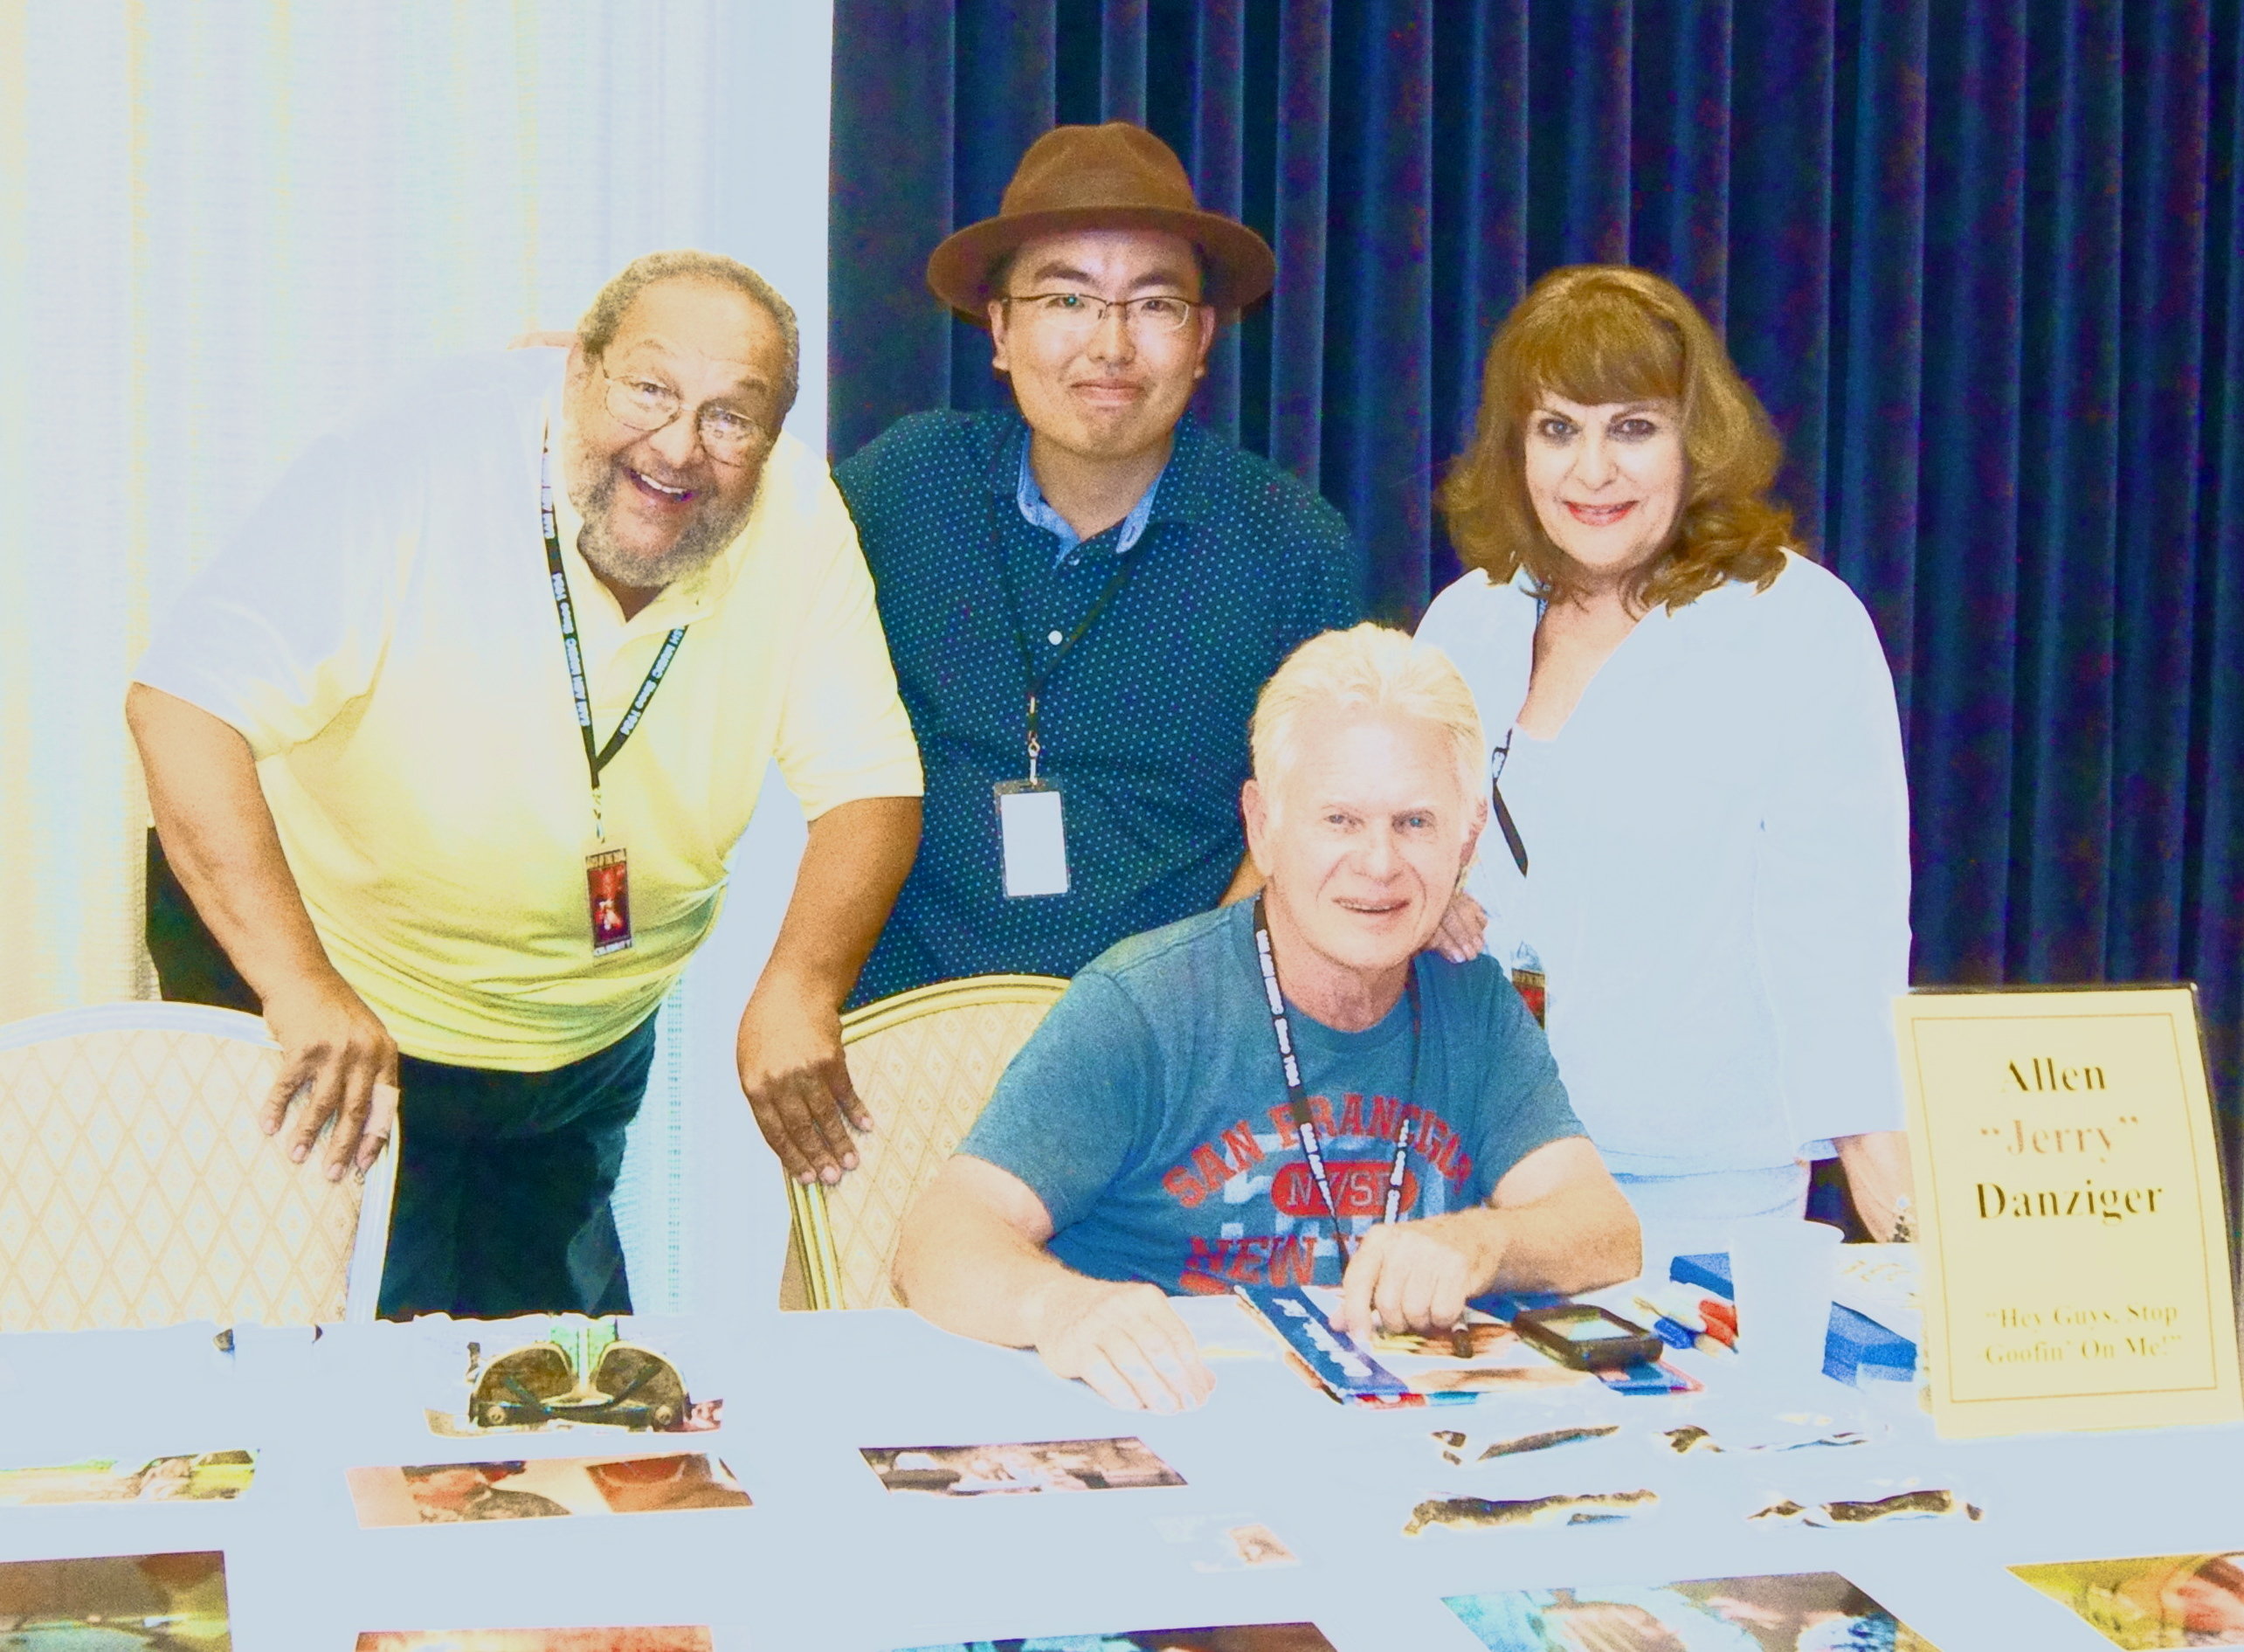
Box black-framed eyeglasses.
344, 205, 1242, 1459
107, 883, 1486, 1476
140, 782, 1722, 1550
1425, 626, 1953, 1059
597, 367, 769, 464
999, 291, 1202, 336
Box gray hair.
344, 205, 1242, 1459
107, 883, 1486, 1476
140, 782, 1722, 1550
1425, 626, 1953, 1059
1251, 624, 1487, 826
577, 250, 799, 423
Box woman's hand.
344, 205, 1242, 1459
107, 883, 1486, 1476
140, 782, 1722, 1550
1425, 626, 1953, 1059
1427, 889, 1488, 963
1833, 1130, 1915, 1241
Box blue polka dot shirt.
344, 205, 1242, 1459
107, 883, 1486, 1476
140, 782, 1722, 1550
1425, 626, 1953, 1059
835, 410, 1362, 1004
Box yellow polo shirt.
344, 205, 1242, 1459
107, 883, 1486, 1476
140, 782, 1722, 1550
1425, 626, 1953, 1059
137, 349, 922, 1069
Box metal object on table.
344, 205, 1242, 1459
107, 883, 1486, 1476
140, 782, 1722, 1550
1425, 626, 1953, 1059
469, 1339, 687, 1432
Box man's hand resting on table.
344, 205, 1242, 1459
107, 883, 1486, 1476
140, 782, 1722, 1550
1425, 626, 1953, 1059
1025, 1275, 1215, 1414
894, 1156, 1218, 1414
1327, 1137, 1643, 1337
1330, 1210, 1500, 1339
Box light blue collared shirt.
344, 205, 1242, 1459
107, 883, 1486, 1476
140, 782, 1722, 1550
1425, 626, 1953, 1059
1016, 444, 1164, 566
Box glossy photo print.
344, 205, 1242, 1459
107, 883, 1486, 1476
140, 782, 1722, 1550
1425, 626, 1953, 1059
2010, 1552, 2244, 1648
860, 1436, 1184, 1496
0, 1550, 231, 1648
355, 1632, 712, 1651
1446, 1571, 1939, 1650
347, 1452, 749, 1525
897, 1626, 1336, 1652
0, 1450, 253, 1504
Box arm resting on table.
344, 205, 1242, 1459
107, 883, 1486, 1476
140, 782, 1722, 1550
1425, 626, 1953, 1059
894, 1155, 1214, 1412
1336, 1136, 1640, 1337
124, 683, 397, 1176
735, 795, 921, 1185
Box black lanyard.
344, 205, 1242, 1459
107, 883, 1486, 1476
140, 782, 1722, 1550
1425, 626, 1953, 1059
985, 489, 1146, 783
1250, 896, 1422, 1271
1489, 736, 1529, 875
541, 431, 687, 839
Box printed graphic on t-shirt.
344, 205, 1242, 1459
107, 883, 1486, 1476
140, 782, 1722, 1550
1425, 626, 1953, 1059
1159, 1089, 1479, 1295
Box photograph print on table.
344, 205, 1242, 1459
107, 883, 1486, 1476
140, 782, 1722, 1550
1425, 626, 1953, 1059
356, 1632, 712, 1651
860, 1436, 1185, 1496
0, 1549, 231, 1647
0, 1449, 254, 1504
2009, 1551, 2244, 1648
1445, 1571, 1941, 1649
346, 1452, 749, 1526
896, 1625, 1336, 1651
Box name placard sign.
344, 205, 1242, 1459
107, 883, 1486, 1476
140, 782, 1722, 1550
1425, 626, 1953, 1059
1895, 985, 2241, 1437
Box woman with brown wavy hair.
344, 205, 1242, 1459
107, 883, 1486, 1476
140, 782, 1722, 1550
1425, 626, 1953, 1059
1417, 265, 1914, 1241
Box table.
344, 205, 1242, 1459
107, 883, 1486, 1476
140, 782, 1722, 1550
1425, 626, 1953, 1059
0, 1272, 2236, 1649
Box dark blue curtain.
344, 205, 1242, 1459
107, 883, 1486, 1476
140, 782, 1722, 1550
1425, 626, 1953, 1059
828, 0, 2244, 1172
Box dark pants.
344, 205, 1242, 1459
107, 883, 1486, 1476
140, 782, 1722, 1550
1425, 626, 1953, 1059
379, 1018, 658, 1321
147, 830, 658, 1322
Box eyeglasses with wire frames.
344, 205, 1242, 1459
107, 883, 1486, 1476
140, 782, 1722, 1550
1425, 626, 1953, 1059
998, 291, 1204, 338
596, 365, 770, 465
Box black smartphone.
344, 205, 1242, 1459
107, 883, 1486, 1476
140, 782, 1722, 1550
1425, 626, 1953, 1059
1513, 1303, 1665, 1371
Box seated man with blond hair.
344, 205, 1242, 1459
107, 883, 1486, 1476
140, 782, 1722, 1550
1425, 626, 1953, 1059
894, 623, 1640, 1411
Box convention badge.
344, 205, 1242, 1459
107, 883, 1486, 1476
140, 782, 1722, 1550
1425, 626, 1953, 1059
994, 779, 1068, 897
585, 847, 633, 955
1509, 940, 1546, 1026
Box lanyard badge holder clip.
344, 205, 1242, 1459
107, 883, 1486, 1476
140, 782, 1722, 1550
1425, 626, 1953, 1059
541, 429, 687, 955
988, 489, 1146, 901
995, 694, 1069, 897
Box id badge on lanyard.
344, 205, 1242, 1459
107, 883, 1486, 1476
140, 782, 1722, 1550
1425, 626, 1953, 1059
994, 778, 1068, 897
987, 490, 1141, 902
586, 846, 632, 956
541, 425, 686, 954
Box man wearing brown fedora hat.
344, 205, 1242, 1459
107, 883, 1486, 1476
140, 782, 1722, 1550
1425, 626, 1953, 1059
832, 123, 1362, 1156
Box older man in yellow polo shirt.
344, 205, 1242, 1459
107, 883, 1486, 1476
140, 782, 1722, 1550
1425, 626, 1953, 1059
128, 251, 923, 1319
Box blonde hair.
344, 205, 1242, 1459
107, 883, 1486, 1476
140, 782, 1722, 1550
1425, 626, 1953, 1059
1251, 624, 1485, 822
1438, 264, 1795, 612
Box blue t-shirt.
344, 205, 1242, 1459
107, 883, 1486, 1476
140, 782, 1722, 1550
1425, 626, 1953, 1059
834, 411, 1362, 1005
959, 902, 1585, 1295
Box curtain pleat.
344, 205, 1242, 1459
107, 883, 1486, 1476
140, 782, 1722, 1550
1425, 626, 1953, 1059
1325, 1, 1433, 616
1268, 0, 1333, 487
1913, 2, 2028, 982
1728, 3, 1835, 542
828, 0, 957, 458
1101, 0, 1149, 125
2013, 1, 2122, 985
828, 0, 2244, 1148
2110, 3, 2211, 984
1188, 0, 1247, 443
2193, 0, 2244, 1161
1826, 0, 1927, 677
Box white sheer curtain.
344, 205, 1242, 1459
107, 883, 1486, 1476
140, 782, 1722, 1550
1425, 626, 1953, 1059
0, 2, 833, 1310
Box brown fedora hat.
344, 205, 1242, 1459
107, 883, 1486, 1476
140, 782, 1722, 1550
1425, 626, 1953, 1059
926, 121, 1276, 324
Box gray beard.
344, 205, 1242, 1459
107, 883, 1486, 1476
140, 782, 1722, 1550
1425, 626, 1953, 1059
565, 445, 758, 593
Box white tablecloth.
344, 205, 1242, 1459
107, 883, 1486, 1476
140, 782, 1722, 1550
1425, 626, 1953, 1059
0, 1280, 2236, 1649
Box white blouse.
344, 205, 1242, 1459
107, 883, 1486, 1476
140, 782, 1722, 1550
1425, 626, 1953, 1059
1417, 552, 1911, 1177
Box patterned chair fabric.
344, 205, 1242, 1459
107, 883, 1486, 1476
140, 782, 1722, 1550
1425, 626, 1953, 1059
0, 1003, 393, 1330
783, 974, 1067, 1311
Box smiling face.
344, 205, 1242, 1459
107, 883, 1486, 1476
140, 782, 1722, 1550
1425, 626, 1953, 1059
561, 277, 786, 596
987, 228, 1216, 468
1244, 708, 1482, 996
1522, 391, 1687, 593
